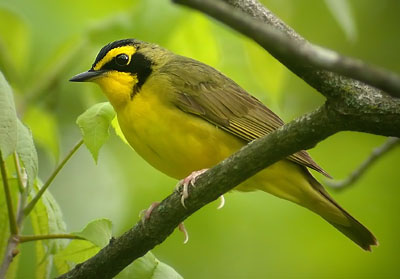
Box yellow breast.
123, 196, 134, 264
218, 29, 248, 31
116, 78, 245, 180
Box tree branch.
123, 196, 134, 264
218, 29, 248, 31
57, 0, 400, 278
327, 137, 399, 190
174, 0, 400, 98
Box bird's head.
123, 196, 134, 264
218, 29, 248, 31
70, 39, 166, 109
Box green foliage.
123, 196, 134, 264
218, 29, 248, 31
0, 71, 17, 160
29, 181, 68, 278
16, 120, 38, 189
72, 218, 112, 248
116, 252, 183, 279
111, 117, 129, 144
55, 219, 183, 279
55, 219, 111, 271
54, 239, 100, 273
77, 102, 116, 163
0, 7, 30, 82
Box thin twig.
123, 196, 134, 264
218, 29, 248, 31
19, 234, 84, 243
0, 151, 18, 235
13, 153, 26, 193
24, 139, 83, 216
327, 137, 400, 190
173, 0, 400, 98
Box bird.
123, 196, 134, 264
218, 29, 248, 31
70, 38, 377, 251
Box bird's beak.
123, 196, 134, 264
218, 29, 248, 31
69, 70, 106, 82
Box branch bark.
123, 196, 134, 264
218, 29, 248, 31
58, 0, 400, 278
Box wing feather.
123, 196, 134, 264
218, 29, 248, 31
159, 56, 331, 177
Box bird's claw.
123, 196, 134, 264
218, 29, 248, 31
217, 195, 225, 210
139, 201, 160, 223
178, 222, 189, 244
176, 169, 208, 208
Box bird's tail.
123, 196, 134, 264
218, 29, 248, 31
304, 173, 378, 251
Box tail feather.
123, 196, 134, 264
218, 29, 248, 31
306, 172, 378, 251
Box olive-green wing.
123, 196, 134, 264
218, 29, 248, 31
159, 56, 330, 177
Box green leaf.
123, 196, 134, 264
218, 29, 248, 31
54, 218, 112, 275
111, 116, 128, 144
116, 252, 183, 279
23, 106, 59, 162
54, 240, 100, 272
16, 120, 38, 189
29, 181, 67, 279
324, 0, 357, 42
0, 8, 30, 82
76, 102, 116, 163
72, 218, 113, 248
0, 71, 17, 160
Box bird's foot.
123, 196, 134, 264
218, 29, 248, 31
140, 201, 189, 244
176, 169, 209, 208
139, 201, 161, 221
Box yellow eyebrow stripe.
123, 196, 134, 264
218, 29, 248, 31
94, 46, 136, 70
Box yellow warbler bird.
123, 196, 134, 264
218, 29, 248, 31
70, 39, 377, 250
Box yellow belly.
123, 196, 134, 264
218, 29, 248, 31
117, 87, 244, 179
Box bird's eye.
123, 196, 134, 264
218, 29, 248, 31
115, 54, 129, 66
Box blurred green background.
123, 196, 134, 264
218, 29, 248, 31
1, 0, 399, 278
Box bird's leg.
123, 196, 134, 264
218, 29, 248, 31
176, 169, 209, 208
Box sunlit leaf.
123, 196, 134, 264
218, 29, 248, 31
0, 71, 17, 160
324, 0, 357, 42
76, 102, 115, 163
116, 252, 183, 279
23, 106, 60, 162
54, 239, 100, 271
72, 218, 112, 248
54, 219, 112, 274
16, 120, 38, 189
0, 8, 30, 82
111, 117, 128, 144
29, 181, 67, 279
